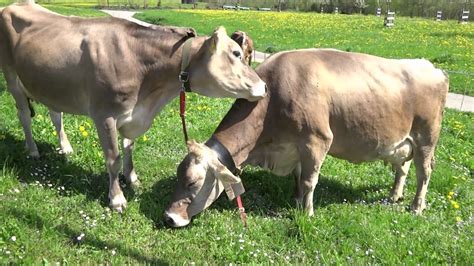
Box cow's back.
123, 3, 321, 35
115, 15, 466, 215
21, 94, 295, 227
257, 49, 448, 163
0, 3, 144, 114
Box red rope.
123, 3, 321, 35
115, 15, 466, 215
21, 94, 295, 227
180, 90, 189, 142
236, 195, 247, 227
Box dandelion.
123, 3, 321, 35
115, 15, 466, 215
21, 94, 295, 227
142, 135, 148, 142
447, 195, 452, 200
450, 200, 460, 209
82, 131, 89, 137
455, 216, 462, 222
448, 191, 454, 196
79, 125, 85, 132
52, 131, 57, 136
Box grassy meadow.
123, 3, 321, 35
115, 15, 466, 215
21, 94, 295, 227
0, 5, 473, 264
136, 9, 474, 96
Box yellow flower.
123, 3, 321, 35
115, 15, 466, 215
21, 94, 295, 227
453, 203, 460, 209
447, 195, 452, 200
455, 216, 462, 222
53, 131, 57, 136
142, 135, 148, 142
79, 126, 85, 132
448, 191, 454, 196
82, 131, 89, 137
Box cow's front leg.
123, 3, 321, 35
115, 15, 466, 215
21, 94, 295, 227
299, 135, 332, 216
389, 160, 412, 202
95, 117, 126, 212
49, 110, 73, 155
123, 138, 140, 188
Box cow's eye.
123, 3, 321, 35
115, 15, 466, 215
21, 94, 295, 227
232, 50, 242, 60
187, 181, 197, 188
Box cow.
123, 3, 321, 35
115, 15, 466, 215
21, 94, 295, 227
0, 1, 266, 212
230, 31, 254, 65
0, 18, 251, 159
165, 48, 449, 227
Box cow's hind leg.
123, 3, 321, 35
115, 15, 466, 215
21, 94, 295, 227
94, 116, 127, 212
5, 72, 39, 158
293, 162, 303, 206
49, 110, 73, 154
411, 146, 436, 215
389, 160, 412, 202
123, 138, 140, 188
299, 135, 332, 216
411, 120, 442, 215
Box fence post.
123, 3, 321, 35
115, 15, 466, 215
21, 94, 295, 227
384, 11, 395, 27
376, 7, 381, 17
436, 11, 442, 21
459, 10, 470, 24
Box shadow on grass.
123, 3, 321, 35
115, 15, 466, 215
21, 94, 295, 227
6, 208, 167, 264
0, 132, 138, 208
142, 168, 388, 226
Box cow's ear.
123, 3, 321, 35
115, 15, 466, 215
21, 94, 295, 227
186, 140, 204, 160
214, 164, 241, 184
210, 26, 228, 53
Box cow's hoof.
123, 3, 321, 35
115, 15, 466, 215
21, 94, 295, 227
60, 144, 74, 155
109, 193, 127, 213
129, 179, 141, 190
125, 170, 139, 188
389, 193, 404, 203
29, 150, 40, 159
410, 199, 426, 215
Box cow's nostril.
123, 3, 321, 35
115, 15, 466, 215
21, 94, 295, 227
164, 215, 175, 227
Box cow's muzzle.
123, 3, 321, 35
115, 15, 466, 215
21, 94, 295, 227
164, 211, 190, 228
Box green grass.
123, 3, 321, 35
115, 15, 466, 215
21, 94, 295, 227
135, 9, 474, 96
0, 5, 473, 264
41, 4, 108, 17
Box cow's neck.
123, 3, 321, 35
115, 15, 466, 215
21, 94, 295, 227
212, 97, 269, 166
137, 32, 207, 93
133, 33, 207, 120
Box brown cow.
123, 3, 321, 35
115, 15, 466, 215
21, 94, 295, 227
230, 31, 254, 65
0, 2, 266, 211
0, 25, 251, 159
165, 48, 449, 227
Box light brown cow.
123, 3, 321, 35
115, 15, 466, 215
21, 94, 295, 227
0, 2, 266, 211
0, 24, 250, 159
165, 48, 449, 227
230, 31, 254, 65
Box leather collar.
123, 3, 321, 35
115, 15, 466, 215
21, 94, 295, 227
205, 136, 240, 176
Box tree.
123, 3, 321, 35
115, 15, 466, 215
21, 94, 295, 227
355, 0, 369, 13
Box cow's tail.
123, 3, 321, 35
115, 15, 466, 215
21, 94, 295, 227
28, 98, 35, 118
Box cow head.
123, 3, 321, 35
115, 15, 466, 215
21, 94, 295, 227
164, 140, 240, 227
230, 30, 254, 66
187, 27, 265, 101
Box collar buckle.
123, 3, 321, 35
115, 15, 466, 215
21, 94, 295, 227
179, 71, 189, 83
